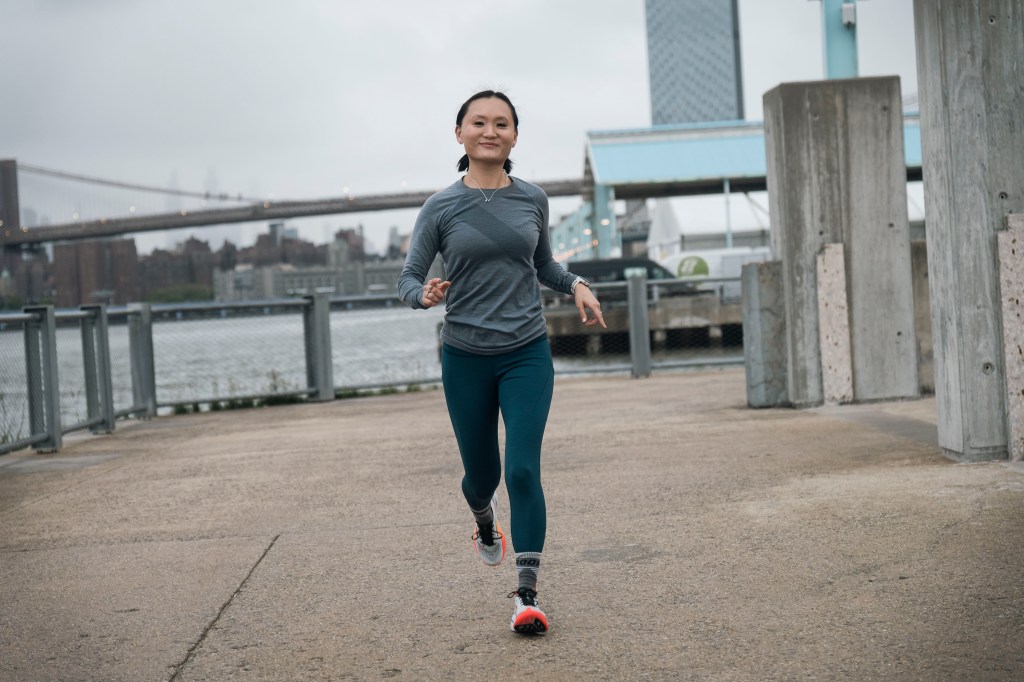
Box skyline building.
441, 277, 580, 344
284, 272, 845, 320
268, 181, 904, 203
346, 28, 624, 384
645, 0, 745, 125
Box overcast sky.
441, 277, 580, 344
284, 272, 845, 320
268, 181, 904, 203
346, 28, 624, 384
2, 0, 919, 254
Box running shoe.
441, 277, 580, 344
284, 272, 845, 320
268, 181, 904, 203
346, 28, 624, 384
508, 587, 548, 634
472, 496, 506, 567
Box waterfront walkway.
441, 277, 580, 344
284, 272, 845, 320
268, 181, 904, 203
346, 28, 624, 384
1, 368, 1022, 681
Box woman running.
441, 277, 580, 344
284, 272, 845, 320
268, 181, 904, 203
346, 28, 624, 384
397, 89, 605, 635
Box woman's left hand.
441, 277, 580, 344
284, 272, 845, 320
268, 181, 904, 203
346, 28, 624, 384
575, 285, 606, 328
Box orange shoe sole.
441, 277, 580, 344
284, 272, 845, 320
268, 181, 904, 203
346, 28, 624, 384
512, 607, 548, 635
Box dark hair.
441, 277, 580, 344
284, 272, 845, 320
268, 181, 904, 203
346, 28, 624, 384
455, 90, 517, 174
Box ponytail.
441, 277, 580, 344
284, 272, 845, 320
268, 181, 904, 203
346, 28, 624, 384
457, 155, 515, 174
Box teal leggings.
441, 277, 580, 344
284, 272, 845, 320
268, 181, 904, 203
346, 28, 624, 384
441, 335, 554, 554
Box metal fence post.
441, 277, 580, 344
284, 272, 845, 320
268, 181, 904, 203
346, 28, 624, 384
81, 305, 115, 433
24, 308, 44, 443
627, 274, 652, 379
128, 303, 157, 417
23, 305, 62, 451
303, 293, 335, 401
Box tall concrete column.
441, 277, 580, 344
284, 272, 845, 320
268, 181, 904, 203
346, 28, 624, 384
913, 1, 1024, 461
763, 77, 919, 407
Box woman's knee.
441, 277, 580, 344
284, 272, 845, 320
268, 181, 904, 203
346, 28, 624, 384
462, 471, 500, 503
505, 461, 540, 497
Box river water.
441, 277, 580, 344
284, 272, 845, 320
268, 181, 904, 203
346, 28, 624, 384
1, 304, 740, 445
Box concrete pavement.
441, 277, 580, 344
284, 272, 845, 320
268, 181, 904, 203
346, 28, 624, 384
1, 367, 1022, 680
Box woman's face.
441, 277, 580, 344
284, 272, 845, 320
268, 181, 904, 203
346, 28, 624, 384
455, 97, 517, 169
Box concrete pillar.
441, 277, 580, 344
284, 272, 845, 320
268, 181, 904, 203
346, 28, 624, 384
763, 76, 919, 407
998, 214, 1023, 461
817, 244, 853, 404
742, 261, 788, 408
913, 1, 1024, 460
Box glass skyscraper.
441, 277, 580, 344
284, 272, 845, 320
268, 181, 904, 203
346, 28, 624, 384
645, 0, 745, 125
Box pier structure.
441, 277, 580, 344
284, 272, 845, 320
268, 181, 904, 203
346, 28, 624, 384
2, 369, 1023, 679
742, 3, 1023, 465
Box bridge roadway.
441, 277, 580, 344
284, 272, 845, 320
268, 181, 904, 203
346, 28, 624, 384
1, 178, 584, 246
2, 368, 1022, 679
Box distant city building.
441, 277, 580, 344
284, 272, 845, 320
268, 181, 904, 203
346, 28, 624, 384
364, 258, 407, 295
272, 264, 345, 297
213, 264, 267, 301
268, 221, 300, 246
139, 237, 216, 299
214, 226, 405, 301
213, 261, 376, 300
645, 0, 744, 124
386, 226, 405, 259
52, 239, 139, 307
212, 263, 327, 301
4, 219, 429, 306
0, 247, 49, 307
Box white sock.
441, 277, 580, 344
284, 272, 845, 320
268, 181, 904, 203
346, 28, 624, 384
515, 552, 541, 591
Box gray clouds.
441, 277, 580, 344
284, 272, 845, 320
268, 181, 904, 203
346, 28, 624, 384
1, 0, 917, 250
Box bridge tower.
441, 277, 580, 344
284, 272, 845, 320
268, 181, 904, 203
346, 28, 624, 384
0, 160, 50, 306
0, 159, 20, 242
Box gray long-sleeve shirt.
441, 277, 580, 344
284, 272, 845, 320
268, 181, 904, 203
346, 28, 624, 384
397, 176, 578, 355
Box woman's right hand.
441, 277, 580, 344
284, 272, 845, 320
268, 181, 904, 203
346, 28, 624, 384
421, 277, 452, 308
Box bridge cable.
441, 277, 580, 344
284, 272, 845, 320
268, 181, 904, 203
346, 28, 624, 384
17, 163, 264, 204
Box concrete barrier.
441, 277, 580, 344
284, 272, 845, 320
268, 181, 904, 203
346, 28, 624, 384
998, 214, 1024, 461
911, 240, 934, 394
817, 244, 853, 405
742, 261, 788, 407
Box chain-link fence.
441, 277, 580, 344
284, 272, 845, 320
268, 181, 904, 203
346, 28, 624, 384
1, 307, 124, 454
55, 316, 89, 430
149, 303, 309, 405
1, 277, 745, 455
0, 315, 31, 448
543, 278, 744, 373
107, 317, 141, 415
330, 302, 445, 390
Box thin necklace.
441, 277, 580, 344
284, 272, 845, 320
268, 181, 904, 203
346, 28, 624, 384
465, 173, 508, 202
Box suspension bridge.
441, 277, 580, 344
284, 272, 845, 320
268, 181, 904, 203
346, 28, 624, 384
0, 161, 583, 247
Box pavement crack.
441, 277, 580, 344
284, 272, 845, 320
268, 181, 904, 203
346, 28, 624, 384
167, 533, 280, 682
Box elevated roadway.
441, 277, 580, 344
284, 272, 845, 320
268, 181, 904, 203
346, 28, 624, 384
1, 179, 584, 246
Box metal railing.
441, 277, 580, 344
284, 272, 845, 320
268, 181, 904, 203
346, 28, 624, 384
1, 277, 743, 455
2, 305, 142, 454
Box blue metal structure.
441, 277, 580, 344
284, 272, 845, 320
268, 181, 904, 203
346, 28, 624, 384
816, 0, 860, 79
565, 115, 922, 259
584, 115, 920, 197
